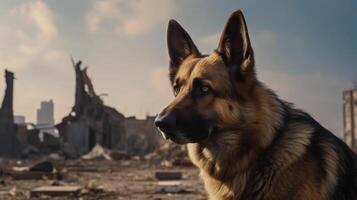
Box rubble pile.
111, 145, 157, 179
81, 144, 130, 161
145, 142, 192, 167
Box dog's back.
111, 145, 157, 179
240, 104, 357, 200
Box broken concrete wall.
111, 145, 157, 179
101, 106, 127, 150
41, 132, 62, 154
66, 122, 89, 156
123, 116, 163, 156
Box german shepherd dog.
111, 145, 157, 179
155, 10, 357, 200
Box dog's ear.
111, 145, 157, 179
167, 20, 200, 82
217, 10, 255, 81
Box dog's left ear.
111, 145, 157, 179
217, 10, 255, 81
167, 20, 200, 82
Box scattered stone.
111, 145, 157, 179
0, 179, 6, 186
9, 171, 59, 180
155, 181, 189, 194
155, 171, 182, 180
81, 144, 112, 160
146, 143, 192, 167
12, 166, 28, 172
9, 186, 16, 196
29, 161, 54, 172
30, 186, 82, 197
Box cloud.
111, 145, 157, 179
10, 0, 58, 39
0, 0, 66, 71
86, 0, 176, 36
86, 0, 120, 33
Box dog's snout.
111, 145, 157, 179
155, 112, 176, 133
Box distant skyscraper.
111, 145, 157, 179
343, 89, 357, 151
14, 115, 25, 125
36, 100, 55, 134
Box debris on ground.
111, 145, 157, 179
4, 160, 63, 181
30, 186, 82, 197
7, 171, 62, 180
81, 145, 112, 160
145, 143, 192, 167
81, 144, 131, 161
0, 159, 206, 199
155, 181, 190, 194
29, 161, 54, 172
155, 171, 182, 180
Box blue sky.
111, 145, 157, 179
0, 0, 356, 137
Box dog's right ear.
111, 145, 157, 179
217, 10, 255, 82
167, 20, 200, 82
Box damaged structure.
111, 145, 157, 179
0, 70, 19, 157
0, 60, 162, 159
56, 60, 161, 158
0, 69, 61, 158
56, 61, 127, 157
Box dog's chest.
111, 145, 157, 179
200, 169, 250, 200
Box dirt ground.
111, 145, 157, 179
0, 159, 206, 200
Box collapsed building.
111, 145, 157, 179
56, 61, 127, 157
56, 60, 162, 158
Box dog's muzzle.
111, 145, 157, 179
154, 112, 176, 140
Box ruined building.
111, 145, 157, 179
55, 60, 163, 158
0, 70, 59, 158
56, 61, 127, 157
0, 70, 19, 157
343, 88, 357, 152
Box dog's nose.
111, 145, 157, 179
155, 112, 176, 134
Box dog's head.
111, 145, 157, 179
155, 10, 259, 144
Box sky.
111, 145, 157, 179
0, 0, 356, 137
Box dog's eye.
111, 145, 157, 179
199, 85, 211, 95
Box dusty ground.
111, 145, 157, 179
0, 159, 206, 200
